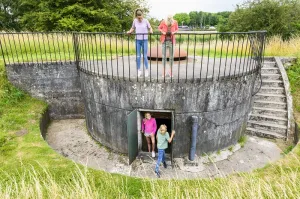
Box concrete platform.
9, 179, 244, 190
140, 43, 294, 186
46, 119, 283, 179
79, 56, 257, 81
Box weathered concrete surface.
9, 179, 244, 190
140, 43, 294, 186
6, 62, 84, 119
80, 69, 257, 156
79, 56, 256, 81
275, 57, 295, 142
46, 119, 282, 179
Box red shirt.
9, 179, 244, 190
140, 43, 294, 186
158, 20, 179, 44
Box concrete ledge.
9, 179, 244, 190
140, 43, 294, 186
274, 57, 295, 142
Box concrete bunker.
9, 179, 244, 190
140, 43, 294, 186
0, 31, 267, 166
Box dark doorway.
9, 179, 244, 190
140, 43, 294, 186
140, 111, 173, 154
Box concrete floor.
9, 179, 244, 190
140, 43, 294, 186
46, 119, 282, 179
79, 56, 257, 81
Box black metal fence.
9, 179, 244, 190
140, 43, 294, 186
0, 31, 266, 83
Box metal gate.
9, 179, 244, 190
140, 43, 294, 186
127, 109, 138, 165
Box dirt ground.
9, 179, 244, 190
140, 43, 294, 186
46, 119, 283, 179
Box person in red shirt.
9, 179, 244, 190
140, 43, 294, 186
158, 15, 178, 77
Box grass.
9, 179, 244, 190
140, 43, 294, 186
2, 33, 296, 64
238, 135, 247, 148
1, 35, 300, 198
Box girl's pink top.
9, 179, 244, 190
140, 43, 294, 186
142, 118, 157, 134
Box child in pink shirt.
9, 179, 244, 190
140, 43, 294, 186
141, 112, 157, 157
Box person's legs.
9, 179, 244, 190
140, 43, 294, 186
162, 149, 167, 168
145, 136, 151, 152
150, 134, 156, 157
169, 42, 174, 76
142, 40, 149, 70
162, 42, 167, 76
155, 149, 164, 176
136, 40, 142, 72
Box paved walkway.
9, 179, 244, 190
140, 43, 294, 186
46, 119, 282, 179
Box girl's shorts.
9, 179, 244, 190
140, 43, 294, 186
144, 132, 153, 137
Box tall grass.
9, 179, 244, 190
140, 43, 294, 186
0, 33, 265, 64
0, 153, 300, 198
265, 35, 300, 57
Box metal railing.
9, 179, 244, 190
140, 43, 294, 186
0, 31, 266, 83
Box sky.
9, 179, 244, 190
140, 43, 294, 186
146, 0, 245, 19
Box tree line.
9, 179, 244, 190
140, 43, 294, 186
1, 0, 300, 38
173, 11, 231, 29
173, 0, 300, 37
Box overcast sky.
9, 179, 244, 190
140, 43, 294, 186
147, 0, 245, 19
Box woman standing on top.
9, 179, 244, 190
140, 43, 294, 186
158, 15, 178, 77
127, 9, 153, 78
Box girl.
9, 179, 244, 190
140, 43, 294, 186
127, 9, 153, 78
158, 15, 178, 77
141, 112, 157, 157
155, 124, 175, 178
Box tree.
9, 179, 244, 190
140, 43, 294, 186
0, 0, 21, 30
0, 0, 148, 32
227, 0, 300, 37
174, 13, 190, 26
189, 11, 198, 28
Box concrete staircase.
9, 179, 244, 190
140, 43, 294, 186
246, 60, 288, 139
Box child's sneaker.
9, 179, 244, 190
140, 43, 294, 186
138, 70, 142, 77
163, 161, 167, 168
155, 170, 161, 178
145, 70, 149, 77
152, 151, 155, 158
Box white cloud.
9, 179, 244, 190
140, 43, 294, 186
146, 0, 244, 19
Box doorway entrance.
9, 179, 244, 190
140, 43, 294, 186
138, 111, 173, 154
127, 109, 174, 165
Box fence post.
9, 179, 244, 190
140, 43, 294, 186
0, 39, 6, 66
72, 33, 80, 70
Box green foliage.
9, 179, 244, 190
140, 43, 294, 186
283, 145, 295, 154
287, 59, 300, 112
174, 13, 191, 26
227, 0, 300, 38
238, 135, 247, 148
0, 0, 148, 32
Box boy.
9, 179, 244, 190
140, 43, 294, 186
155, 124, 175, 178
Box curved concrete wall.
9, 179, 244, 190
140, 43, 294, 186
6, 62, 84, 119
80, 72, 257, 157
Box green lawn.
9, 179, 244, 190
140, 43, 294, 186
0, 53, 300, 198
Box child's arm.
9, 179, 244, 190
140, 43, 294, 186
158, 22, 166, 35
127, 21, 135, 34
172, 21, 179, 35
153, 118, 157, 134
168, 130, 175, 143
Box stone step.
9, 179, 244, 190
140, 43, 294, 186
252, 107, 287, 118
261, 80, 284, 87
253, 100, 287, 109
261, 68, 280, 74
247, 120, 287, 135
261, 74, 282, 81
249, 114, 287, 126
254, 93, 286, 103
259, 87, 285, 94
246, 127, 286, 139
263, 61, 276, 66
